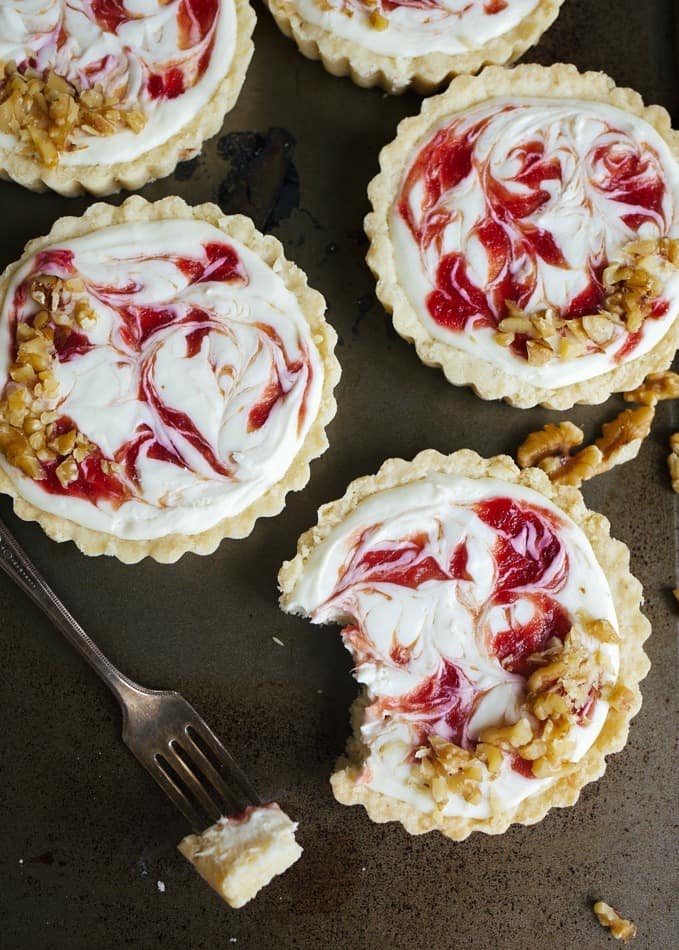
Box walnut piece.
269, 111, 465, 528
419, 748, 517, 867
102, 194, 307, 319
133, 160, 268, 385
517, 421, 584, 468
0, 60, 147, 168
595, 406, 655, 474
624, 371, 679, 406
593, 900, 637, 943
668, 433, 679, 493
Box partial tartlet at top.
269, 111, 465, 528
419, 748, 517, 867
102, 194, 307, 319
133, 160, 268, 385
0, 196, 340, 563
279, 449, 650, 839
367, 64, 679, 408
0, 0, 255, 195
265, 0, 563, 94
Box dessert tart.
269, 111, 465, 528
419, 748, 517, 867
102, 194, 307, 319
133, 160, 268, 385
0, 196, 340, 563
178, 803, 303, 908
279, 449, 650, 839
367, 64, 679, 408
265, 0, 563, 95
0, 0, 255, 195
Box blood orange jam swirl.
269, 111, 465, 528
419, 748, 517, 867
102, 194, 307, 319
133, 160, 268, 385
295, 0, 541, 58
0, 219, 323, 540
391, 98, 679, 387
0, 0, 238, 164
285, 475, 619, 818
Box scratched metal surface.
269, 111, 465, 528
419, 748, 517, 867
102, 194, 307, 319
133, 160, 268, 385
0, 2, 677, 948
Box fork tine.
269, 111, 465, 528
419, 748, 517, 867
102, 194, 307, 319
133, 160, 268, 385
186, 721, 261, 810
182, 729, 251, 815
163, 742, 223, 824
147, 754, 205, 830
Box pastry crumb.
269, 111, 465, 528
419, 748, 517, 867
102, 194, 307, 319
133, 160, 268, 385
272, 636, 285, 647
178, 803, 302, 909
156, 880, 165, 894
593, 900, 637, 942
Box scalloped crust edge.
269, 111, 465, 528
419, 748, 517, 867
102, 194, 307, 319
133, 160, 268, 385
278, 448, 651, 840
365, 63, 679, 409
0, 194, 341, 563
0, 0, 256, 196
264, 0, 563, 95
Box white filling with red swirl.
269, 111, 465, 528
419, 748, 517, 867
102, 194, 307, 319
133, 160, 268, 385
284, 475, 618, 819
0, 219, 323, 539
391, 98, 679, 387
294, 0, 539, 58
0, 0, 237, 164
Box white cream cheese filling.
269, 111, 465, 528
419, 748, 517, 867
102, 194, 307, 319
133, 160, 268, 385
285, 475, 619, 819
0, 218, 324, 539
293, 0, 540, 58
0, 0, 237, 164
391, 97, 679, 388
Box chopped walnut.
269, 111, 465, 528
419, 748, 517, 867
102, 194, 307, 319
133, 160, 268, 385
0, 274, 98, 483
624, 371, 679, 406
595, 406, 655, 474
593, 900, 637, 943
496, 238, 679, 364
517, 421, 584, 468
0, 60, 147, 168
668, 433, 679, 493
368, 9, 389, 28
417, 735, 485, 805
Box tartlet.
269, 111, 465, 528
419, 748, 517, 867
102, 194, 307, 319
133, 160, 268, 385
0, 0, 255, 195
279, 449, 650, 839
265, 0, 563, 94
0, 196, 340, 563
366, 64, 679, 408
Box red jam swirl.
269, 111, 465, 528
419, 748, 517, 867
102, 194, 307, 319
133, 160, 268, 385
398, 104, 672, 360
327, 496, 573, 770
6, 241, 314, 507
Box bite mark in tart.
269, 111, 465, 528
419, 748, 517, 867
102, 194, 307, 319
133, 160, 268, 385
0, 0, 255, 194
265, 0, 563, 94
366, 65, 679, 408
278, 450, 649, 839
0, 196, 340, 563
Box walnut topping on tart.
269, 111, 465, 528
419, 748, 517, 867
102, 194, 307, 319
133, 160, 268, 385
593, 900, 637, 943
0, 273, 96, 484
0, 61, 147, 169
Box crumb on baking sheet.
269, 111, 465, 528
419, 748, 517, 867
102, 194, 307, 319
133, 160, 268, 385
272, 636, 285, 647
593, 900, 637, 942
157, 880, 165, 893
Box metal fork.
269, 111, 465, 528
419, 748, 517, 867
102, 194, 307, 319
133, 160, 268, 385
0, 514, 260, 831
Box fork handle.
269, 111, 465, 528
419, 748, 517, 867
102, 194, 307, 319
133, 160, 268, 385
0, 514, 144, 707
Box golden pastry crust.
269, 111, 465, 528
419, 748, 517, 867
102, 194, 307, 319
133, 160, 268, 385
0, 0, 255, 196
0, 195, 341, 563
366, 63, 679, 409
278, 448, 650, 840
265, 0, 563, 95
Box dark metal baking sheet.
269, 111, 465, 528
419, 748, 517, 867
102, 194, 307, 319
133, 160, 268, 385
1, 1, 677, 947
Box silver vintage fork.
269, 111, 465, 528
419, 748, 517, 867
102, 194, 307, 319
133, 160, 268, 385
0, 514, 260, 831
